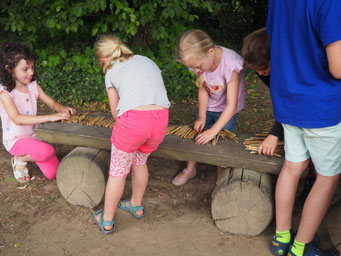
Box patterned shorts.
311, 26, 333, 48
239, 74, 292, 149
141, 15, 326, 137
109, 144, 150, 178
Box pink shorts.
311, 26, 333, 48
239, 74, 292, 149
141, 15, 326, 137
109, 108, 168, 177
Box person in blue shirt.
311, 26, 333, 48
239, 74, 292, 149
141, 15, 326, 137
266, 1, 341, 256
242, 26, 341, 256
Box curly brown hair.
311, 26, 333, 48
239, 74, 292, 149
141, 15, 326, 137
0, 43, 36, 92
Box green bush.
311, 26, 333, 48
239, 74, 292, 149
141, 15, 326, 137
34, 46, 106, 106
0, 0, 212, 106
0, 0, 212, 48
0, 0, 267, 107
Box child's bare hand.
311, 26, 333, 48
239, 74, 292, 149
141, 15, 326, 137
61, 106, 76, 115
258, 134, 279, 156
194, 117, 206, 132
49, 112, 71, 122
195, 128, 216, 145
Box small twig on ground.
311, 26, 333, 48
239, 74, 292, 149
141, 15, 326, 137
14, 184, 28, 190
25, 202, 36, 211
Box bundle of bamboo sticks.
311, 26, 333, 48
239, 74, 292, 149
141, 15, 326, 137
243, 120, 284, 157
166, 125, 238, 145
62, 113, 115, 128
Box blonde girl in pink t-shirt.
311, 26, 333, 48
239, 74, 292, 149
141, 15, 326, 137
172, 29, 245, 196
0, 43, 76, 183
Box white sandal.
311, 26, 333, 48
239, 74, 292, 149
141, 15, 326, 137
11, 157, 30, 183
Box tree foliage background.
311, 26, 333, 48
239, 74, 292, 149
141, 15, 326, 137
0, 0, 267, 106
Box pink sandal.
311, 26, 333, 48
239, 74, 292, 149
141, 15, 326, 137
171, 168, 196, 186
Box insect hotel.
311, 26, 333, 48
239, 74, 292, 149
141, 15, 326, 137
36, 114, 284, 236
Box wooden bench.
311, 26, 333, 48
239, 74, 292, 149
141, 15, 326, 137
36, 122, 284, 236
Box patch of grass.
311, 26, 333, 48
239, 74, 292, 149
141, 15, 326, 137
27, 182, 37, 190
8, 210, 17, 217
45, 195, 53, 203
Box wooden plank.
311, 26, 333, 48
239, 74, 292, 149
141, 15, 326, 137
36, 122, 111, 150
36, 122, 284, 175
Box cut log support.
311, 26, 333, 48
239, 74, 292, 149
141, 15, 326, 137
211, 167, 274, 236
56, 147, 110, 208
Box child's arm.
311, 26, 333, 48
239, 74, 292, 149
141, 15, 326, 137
195, 70, 239, 145
258, 121, 282, 156
258, 135, 279, 156
107, 87, 119, 119
0, 92, 70, 125
326, 40, 341, 79
37, 85, 76, 115
194, 86, 209, 132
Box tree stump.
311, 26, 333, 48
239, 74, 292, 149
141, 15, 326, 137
56, 147, 110, 208
211, 167, 274, 236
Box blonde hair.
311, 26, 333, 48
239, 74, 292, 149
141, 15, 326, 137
241, 27, 270, 70
177, 29, 215, 88
96, 34, 134, 73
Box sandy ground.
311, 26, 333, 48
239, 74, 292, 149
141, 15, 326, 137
0, 72, 340, 256
0, 144, 340, 256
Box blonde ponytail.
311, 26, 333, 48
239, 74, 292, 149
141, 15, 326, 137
96, 35, 134, 73
196, 73, 205, 88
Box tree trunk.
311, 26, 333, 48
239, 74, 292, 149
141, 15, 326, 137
211, 167, 274, 236
56, 147, 110, 208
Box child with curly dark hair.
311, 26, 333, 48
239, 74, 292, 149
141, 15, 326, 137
0, 43, 75, 182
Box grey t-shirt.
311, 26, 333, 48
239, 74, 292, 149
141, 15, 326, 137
105, 55, 170, 117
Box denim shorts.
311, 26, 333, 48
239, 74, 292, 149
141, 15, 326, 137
195, 109, 238, 132
283, 122, 341, 177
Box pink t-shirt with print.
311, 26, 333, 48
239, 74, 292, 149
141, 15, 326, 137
0, 81, 39, 151
196, 46, 245, 113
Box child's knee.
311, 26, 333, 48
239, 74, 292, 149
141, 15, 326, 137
34, 143, 55, 161
37, 154, 59, 180
109, 167, 130, 178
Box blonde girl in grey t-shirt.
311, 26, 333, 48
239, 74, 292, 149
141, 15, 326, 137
93, 35, 170, 234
